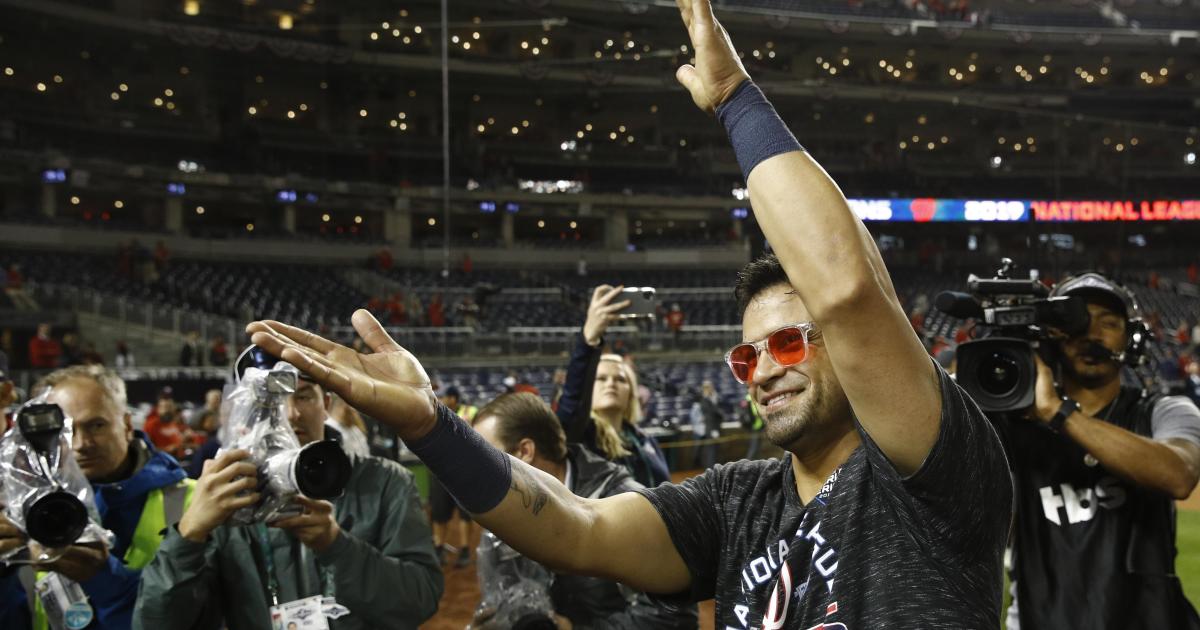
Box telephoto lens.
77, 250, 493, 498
264, 440, 352, 500
10, 403, 90, 547
23, 490, 88, 547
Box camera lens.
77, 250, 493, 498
25, 491, 88, 547
979, 351, 1021, 397
293, 441, 352, 499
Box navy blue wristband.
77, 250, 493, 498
715, 80, 804, 181
406, 403, 512, 515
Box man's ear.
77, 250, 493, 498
322, 390, 332, 411
123, 412, 134, 442
516, 438, 537, 464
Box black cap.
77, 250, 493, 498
1050, 272, 1141, 321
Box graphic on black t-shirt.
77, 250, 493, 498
640, 362, 1013, 630
732, 469, 843, 630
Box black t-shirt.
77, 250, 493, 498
639, 363, 1013, 629
1001, 385, 1200, 630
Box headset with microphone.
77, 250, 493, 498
1049, 272, 1151, 367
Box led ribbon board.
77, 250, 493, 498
1030, 200, 1200, 222
844, 199, 1200, 222
847, 199, 1029, 222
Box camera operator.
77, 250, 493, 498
134, 372, 442, 630
1002, 273, 1200, 629
244, 2, 1012, 626
1, 365, 194, 629
468, 392, 697, 630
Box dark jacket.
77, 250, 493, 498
548, 445, 697, 629
1, 433, 187, 630
134, 454, 443, 630
557, 334, 670, 487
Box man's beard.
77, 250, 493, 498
763, 388, 821, 450
1062, 353, 1120, 389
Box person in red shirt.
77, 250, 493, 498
386, 292, 406, 325
28, 323, 62, 369
428, 293, 445, 327
153, 240, 170, 272
6, 265, 38, 310
953, 319, 975, 345
0, 350, 13, 431
144, 391, 188, 459
6, 264, 23, 290
665, 303, 686, 335
208, 335, 229, 366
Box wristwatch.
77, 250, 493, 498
1048, 397, 1080, 434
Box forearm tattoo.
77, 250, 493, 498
510, 465, 550, 516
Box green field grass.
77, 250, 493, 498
1178, 510, 1200, 605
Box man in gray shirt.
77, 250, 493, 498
1001, 272, 1200, 629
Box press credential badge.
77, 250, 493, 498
270, 594, 352, 629
34, 572, 94, 630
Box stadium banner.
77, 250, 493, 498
847, 198, 1028, 222
845, 198, 1200, 222
1029, 199, 1200, 222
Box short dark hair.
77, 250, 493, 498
735, 253, 791, 315
473, 392, 568, 463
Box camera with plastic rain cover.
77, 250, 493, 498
1, 401, 110, 558
474, 531, 558, 630
222, 345, 352, 525
935, 258, 1092, 413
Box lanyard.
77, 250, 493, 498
256, 523, 335, 607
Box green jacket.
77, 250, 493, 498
133, 454, 443, 630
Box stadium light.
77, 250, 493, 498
1186, 152, 1197, 166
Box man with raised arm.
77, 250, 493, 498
247, 2, 1012, 627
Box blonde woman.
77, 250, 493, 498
554, 285, 670, 487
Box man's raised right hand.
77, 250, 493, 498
246, 309, 440, 441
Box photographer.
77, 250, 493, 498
1001, 273, 1200, 629
134, 372, 442, 630
556, 285, 669, 488
1, 365, 194, 630
469, 392, 696, 630
244, 1, 1012, 626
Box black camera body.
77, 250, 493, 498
938, 259, 1090, 413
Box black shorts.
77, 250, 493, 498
429, 480, 463, 522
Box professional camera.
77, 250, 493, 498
475, 531, 558, 630
0, 402, 107, 550
936, 259, 1090, 413
223, 346, 352, 525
